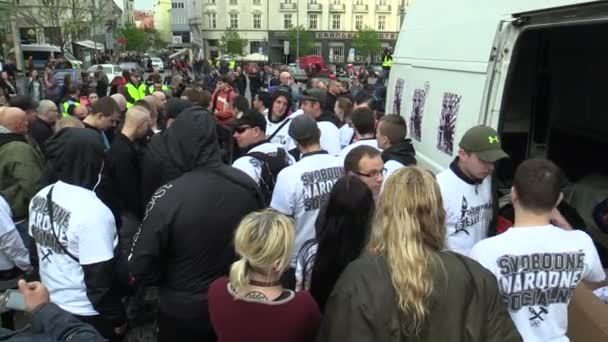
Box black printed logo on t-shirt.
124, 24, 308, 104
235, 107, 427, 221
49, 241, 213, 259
496, 251, 586, 327
454, 196, 491, 235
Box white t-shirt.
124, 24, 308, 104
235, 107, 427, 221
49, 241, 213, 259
338, 139, 381, 162
436, 166, 492, 256
29, 181, 118, 316
317, 121, 342, 156
266, 116, 293, 150
470, 225, 606, 342
232, 142, 295, 184
271, 152, 344, 266
0, 195, 31, 271
339, 124, 354, 149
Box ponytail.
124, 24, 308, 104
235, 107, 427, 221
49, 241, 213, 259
229, 258, 248, 296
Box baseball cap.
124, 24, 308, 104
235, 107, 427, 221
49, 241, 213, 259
288, 114, 319, 141
300, 88, 327, 105
459, 125, 508, 162
231, 110, 267, 132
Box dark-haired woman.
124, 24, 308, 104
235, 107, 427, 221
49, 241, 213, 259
296, 175, 375, 311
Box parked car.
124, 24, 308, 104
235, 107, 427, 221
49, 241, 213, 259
53, 69, 82, 87
119, 62, 143, 74
87, 64, 122, 84
288, 63, 308, 82
151, 57, 164, 72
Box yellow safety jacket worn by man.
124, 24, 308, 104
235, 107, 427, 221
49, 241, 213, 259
148, 85, 169, 94
61, 99, 81, 117
126, 82, 147, 108
229, 59, 236, 71
382, 54, 393, 69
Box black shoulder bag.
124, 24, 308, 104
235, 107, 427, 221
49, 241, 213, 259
46, 187, 79, 263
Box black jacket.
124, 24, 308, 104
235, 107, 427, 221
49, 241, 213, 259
381, 139, 417, 167
129, 107, 264, 319
108, 133, 143, 219
44, 128, 124, 324
318, 110, 341, 128
29, 117, 54, 154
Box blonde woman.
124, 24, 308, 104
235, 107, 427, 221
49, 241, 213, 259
208, 209, 321, 342
317, 167, 522, 342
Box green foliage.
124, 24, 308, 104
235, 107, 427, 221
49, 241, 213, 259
118, 24, 147, 52
219, 28, 247, 55
145, 28, 169, 51
353, 26, 382, 65
287, 25, 313, 57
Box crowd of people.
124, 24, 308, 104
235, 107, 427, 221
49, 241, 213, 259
0, 54, 605, 342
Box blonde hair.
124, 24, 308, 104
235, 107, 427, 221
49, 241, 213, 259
368, 166, 446, 334
229, 209, 295, 296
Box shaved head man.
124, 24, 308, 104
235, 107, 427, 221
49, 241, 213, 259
0, 107, 28, 134
152, 91, 167, 110
279, 71, 293, 86
122, 107, 150, 142
111, 93, 128, 113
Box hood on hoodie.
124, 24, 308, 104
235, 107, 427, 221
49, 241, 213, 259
0, 128, 27, 148
163, 106, 222, 172
45, 127, 106, 190
166, 98, 194, 120
382, 138, 417, 166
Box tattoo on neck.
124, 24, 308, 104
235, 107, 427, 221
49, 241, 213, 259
244, 291, 269, 301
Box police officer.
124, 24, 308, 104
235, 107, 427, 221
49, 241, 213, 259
125, 72, 147, 108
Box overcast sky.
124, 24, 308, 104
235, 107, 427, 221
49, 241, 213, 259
134, 0, 155, 10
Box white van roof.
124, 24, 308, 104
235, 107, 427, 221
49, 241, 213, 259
396, 0, 599, 64
20, 44, 62, 52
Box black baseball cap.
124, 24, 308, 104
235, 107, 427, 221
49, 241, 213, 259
231, 110, 267, 132
288, 114, 318, 141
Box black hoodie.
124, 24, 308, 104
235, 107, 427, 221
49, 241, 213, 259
129, 107, 264, 319
381, 139, 417, 166
43, 128, 125, 325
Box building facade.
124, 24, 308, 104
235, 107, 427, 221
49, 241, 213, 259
171, 0, 192, 49
154, 0, 173, 43
194, 0, 411, 62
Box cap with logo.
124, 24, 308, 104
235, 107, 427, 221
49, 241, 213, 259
299, 88, 327, 105
459, 125, 508, 162
231, 110, 267, 132
288, 114, 319, 141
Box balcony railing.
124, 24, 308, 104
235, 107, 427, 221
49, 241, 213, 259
280, 3, 297, 11
376, 4, 391, 12
352, 4, 368, 12
307, 3, 322, 11
329, 3, 345, 12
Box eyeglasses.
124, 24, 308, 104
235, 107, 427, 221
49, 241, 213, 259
234, 126, 252, 134
354, 168, 387, 178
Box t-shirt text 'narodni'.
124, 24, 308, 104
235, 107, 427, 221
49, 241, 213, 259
271, 152, 344, 266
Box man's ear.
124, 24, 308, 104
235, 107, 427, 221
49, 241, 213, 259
510, 186, 518, 203
555, 192, 564, 208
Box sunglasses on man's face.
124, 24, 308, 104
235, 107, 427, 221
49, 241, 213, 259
234, 126, 252, 134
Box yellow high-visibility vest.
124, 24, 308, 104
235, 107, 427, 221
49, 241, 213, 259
382, 55, 393, 68
126, 83, 147, 108
62, 100, 80, 117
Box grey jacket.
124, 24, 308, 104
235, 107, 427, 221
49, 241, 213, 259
0, 303, 106, 341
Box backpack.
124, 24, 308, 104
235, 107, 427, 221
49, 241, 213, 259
247, 148, 290, 206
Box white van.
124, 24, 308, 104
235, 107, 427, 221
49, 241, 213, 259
18, 44, 83, 70
387, 0, 608, 269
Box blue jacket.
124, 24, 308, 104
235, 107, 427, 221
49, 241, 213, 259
0, 303, 105, 341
